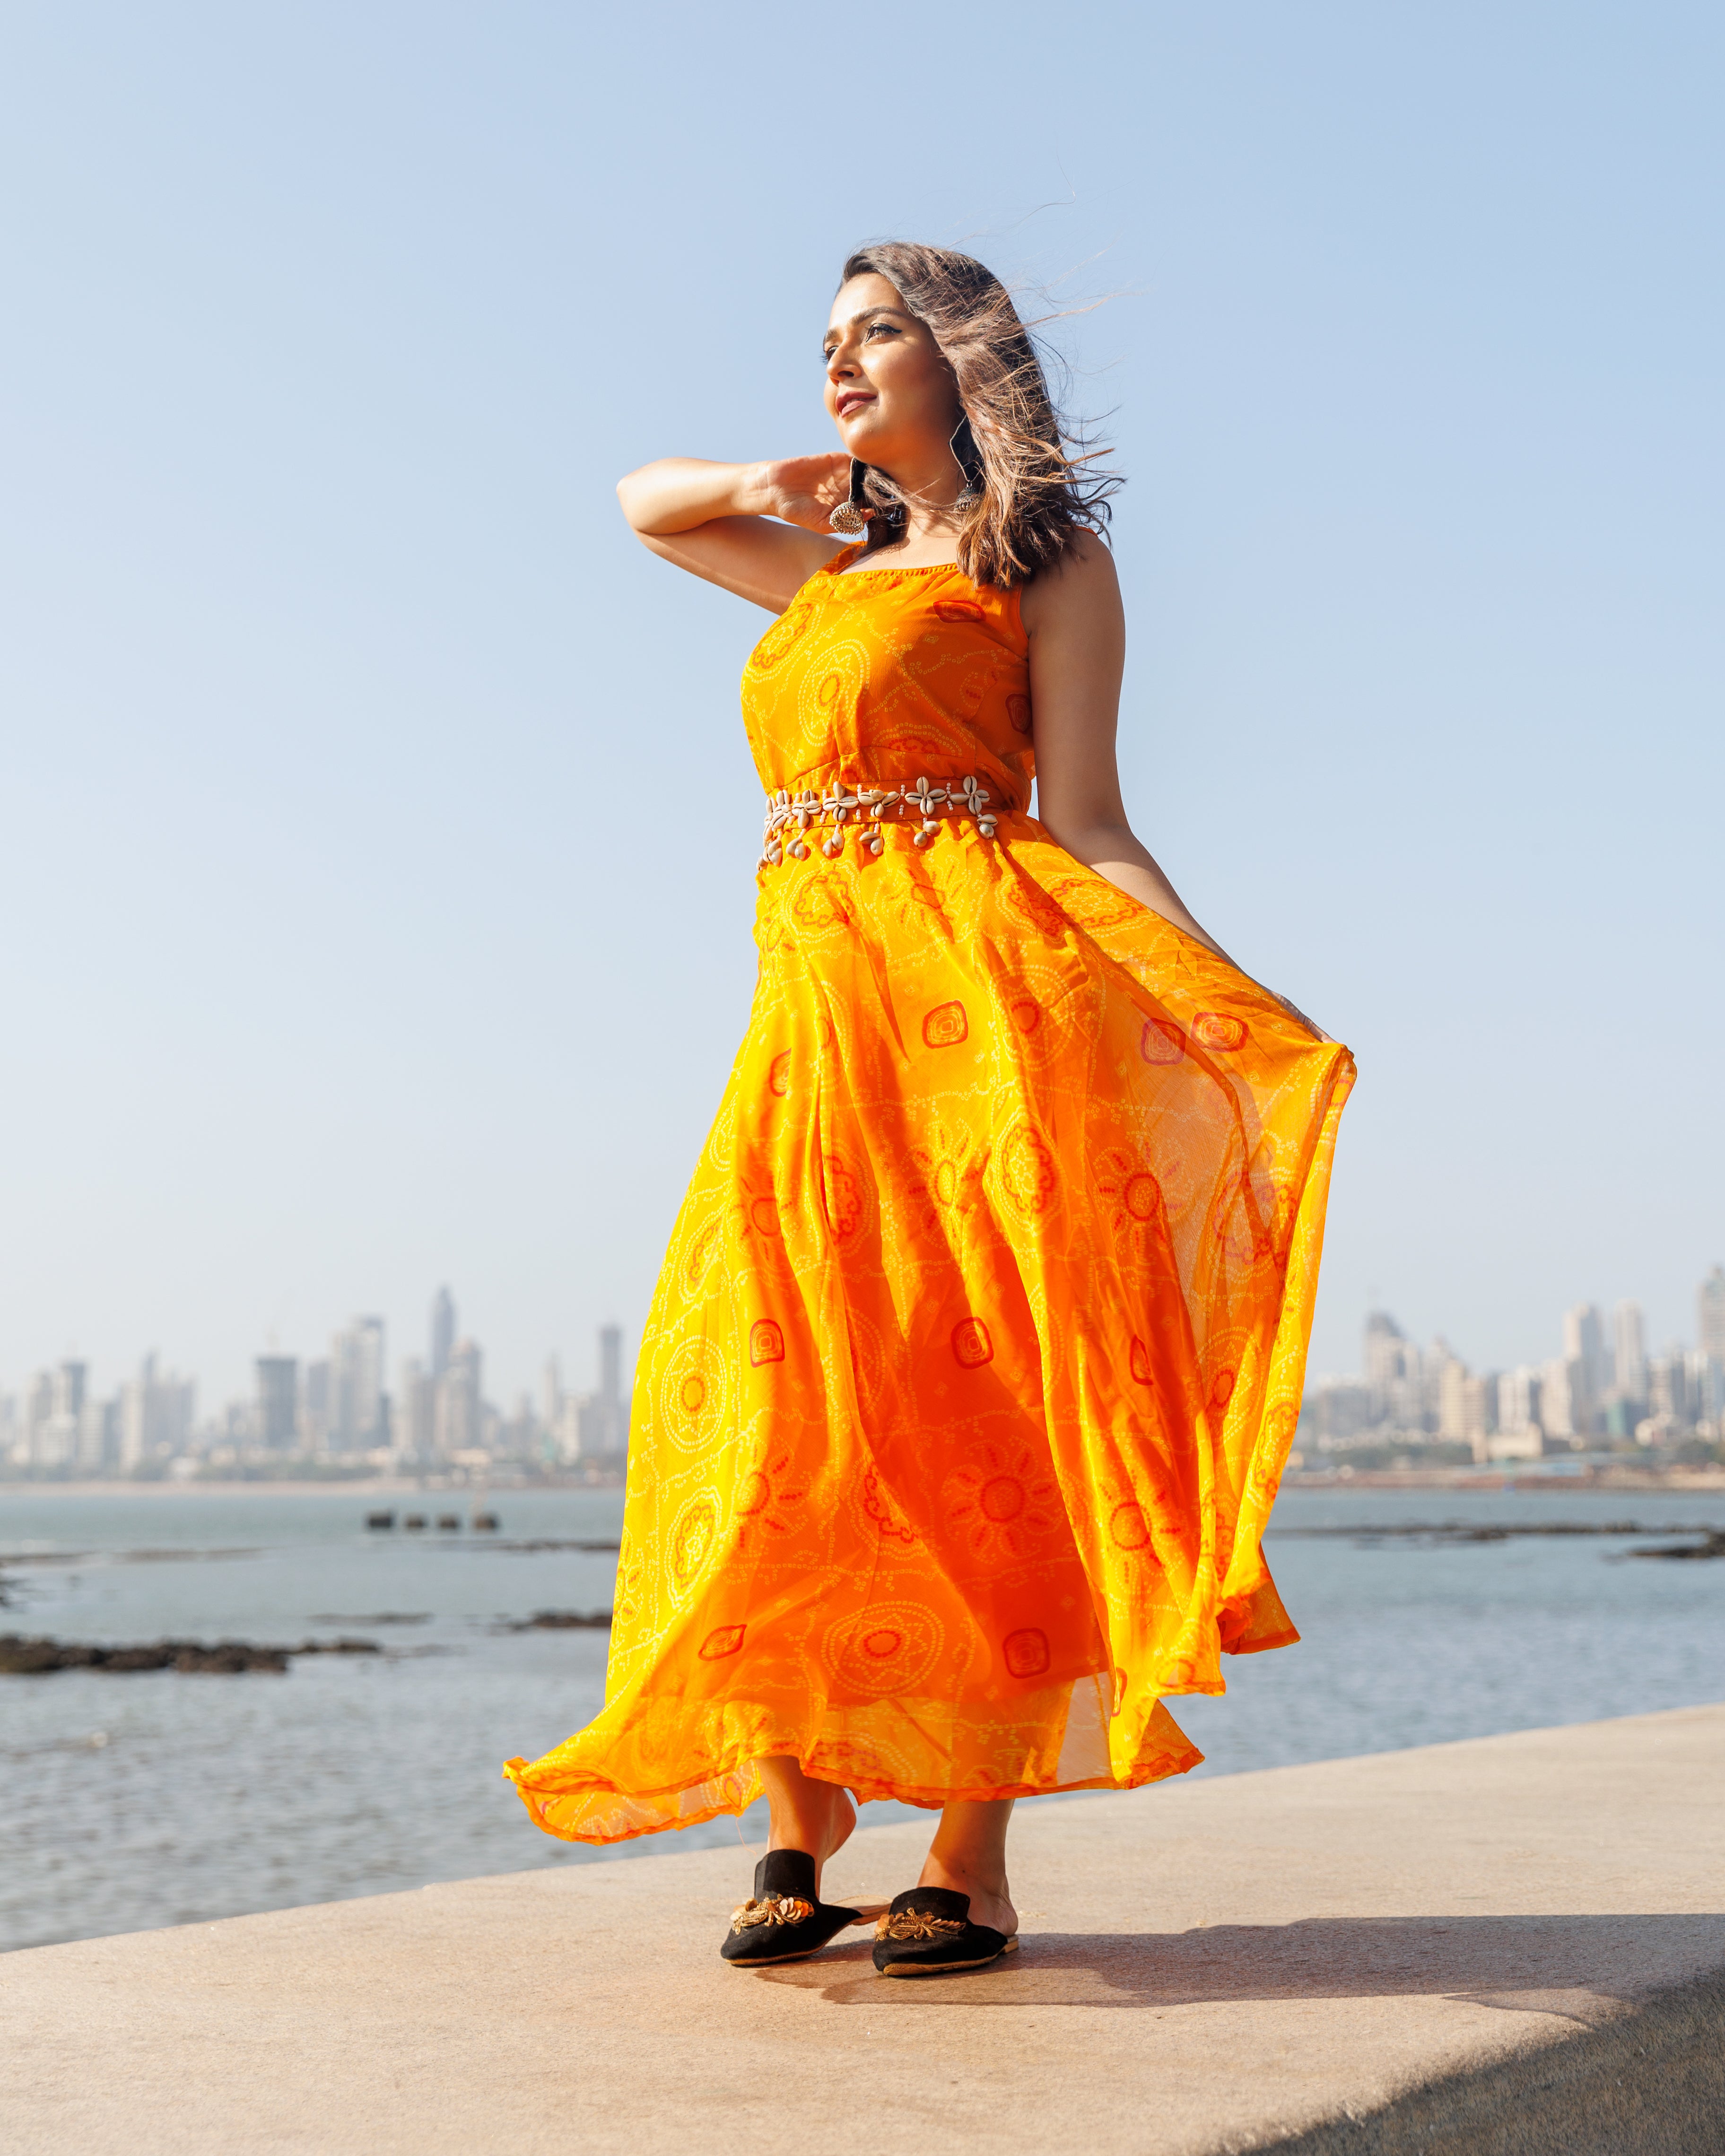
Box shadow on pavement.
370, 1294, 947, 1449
756, 1912, 1725, 2019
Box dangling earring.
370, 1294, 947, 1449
829, 458, 869, 537
950, 417, 984, 511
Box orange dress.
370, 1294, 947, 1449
506, 548, 1354, 1843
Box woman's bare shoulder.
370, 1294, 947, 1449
1019, 528, 1121, 634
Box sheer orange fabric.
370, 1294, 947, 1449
506, 549, 1353, 1843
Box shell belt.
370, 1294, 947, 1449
758, 774, 1010, 869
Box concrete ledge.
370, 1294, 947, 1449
4, 1704, 1723, 2155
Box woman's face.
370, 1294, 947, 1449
823, 272, 961, 471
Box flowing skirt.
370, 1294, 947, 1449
507, 816, 1353, 1842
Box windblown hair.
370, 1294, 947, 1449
840, 242, 1119, 589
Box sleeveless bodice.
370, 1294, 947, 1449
740, 548, 1034, 811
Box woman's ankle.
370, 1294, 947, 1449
758, 1767, 854, 1891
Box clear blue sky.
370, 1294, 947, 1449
2, 1, 1720, 1410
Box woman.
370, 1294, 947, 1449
507, 243, 1353, 1978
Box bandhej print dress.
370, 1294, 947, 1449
506, 546, 1354, 1843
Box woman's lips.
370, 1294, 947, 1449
836, 391, 876, 418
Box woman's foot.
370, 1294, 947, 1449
914, 1848, 1016, 1939
721, 1848, 871, 1967
756, 1757, 855, 1898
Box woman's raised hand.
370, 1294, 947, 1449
616, 455, 854, 615
756, 453, 852, 532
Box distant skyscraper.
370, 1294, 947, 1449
578, 1324, 630, 1459
255, 1356, 299, 1451
301, 1358, 331, 1449
398, 1356, 436, 1461
1699, 1267, 1725, 1362
1497, 1366, 1543, 1437
1562, 1304, 1607, 1434
328, 1316, 386, 1450
435, 1339, 484, 1456
117, 1354, 195, 1470
1612, 1301, 1648, 1407
430, 1287, 456, 1380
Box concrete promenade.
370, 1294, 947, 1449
4, 1704, 1723, 2155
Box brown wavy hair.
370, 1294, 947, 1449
840, 242, 1119, 589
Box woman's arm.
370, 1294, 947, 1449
617, 456, 852, 614
1023, 532, 1329, 1039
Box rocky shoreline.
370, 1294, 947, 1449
0, 1634, 382, 1674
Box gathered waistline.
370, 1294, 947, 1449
758, 774, 1016, 869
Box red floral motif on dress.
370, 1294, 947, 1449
1001, 1125, 1057, 1216
1002, 1627, 1051, 1679
923, 1000, 968, 1048
822, 1152, 863, 1241
950, 1316, 993, 1368
1192, 1011, 1248, 1052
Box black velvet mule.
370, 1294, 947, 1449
720, 1849, 877, 1967
871, 1886, 1020, 1977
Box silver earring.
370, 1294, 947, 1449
950, 418, 983, 511
829, 458, 868, 537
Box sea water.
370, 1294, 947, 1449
1, 1484, 1720, 1953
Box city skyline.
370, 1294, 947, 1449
1305, 1263, 1725, 1462
1, 1286, 633, 1477
9, 1260, 1722, 1478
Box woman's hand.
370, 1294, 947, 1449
755, 453, 852, 532
616, 456, 849, 614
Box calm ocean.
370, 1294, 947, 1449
2, 1484, 1720, 1954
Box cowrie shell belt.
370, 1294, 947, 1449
759, 774, 1012, 869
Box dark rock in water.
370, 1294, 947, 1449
471, 1512, 500, 1532
436, 1515, 462, 1532
404, 1515, 427, 1532
365, 1512, 396, 1531
0, 1634, 382, 1674
1629, 1531, 1725, 1561
503, 1609, 614, 1631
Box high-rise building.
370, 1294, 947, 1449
578, 1324, 630, 1458
328, 1317, 386, 1450
398, 1356, 436, 1461
1699, 1267, 1725, 1362
117, 1354, 196, 1470
435, 1339, 484, 1456
1648, 1350, 1690, 1430
1363, 1312, 1407, 1399
255, 1357, 299, 1451
1612, 1302, 1647, 1409
541, 1356, 562, 1437
430, 1287, 456, 1381
18, 1370, 53, 1465
1688, 1349, 1724, 1430
1497, 1366, 1543, 1436
300, 1359, 331, 1450
1539, 1357, 1581, 1442
77, 1397, 116, 1473
34, 1359, 90, 1469
1562, 1305, 1607, 1435
1436, 1353, 1470, 1441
